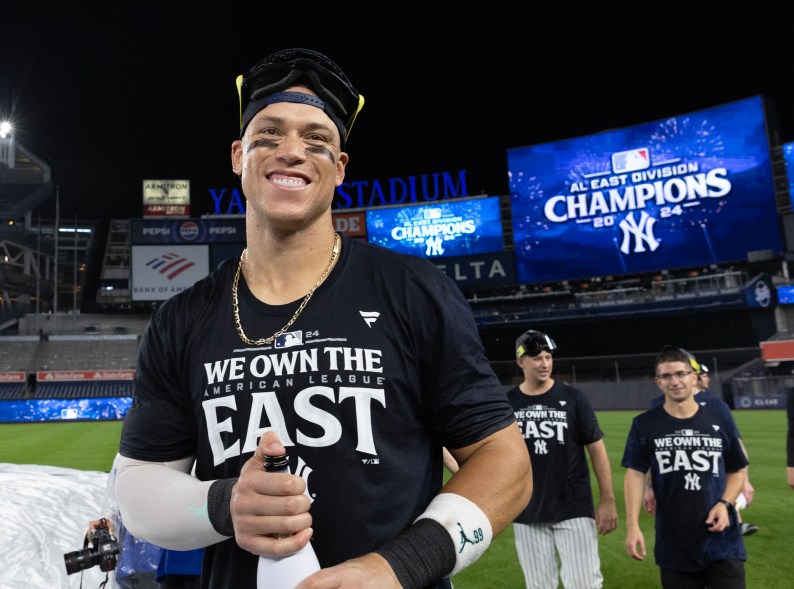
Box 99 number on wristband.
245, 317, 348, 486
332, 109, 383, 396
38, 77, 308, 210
458, 524, 484, 550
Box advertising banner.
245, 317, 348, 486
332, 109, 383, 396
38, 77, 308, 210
131, 245, 210, 301
0, 398, 132, 423
131, 218, 245, 244
36, 370, 134, 381
143, 179, 190, 218
0, 372, 25, 382
433, 252, 516, 288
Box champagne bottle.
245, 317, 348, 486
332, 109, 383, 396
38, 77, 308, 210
256, 453, 321, 589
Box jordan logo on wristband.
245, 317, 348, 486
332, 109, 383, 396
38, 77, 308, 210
416, 492, 493, 575
457, 522, 485, 553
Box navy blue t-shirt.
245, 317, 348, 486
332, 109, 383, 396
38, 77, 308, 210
622, 404, 748, 572
120, 233, 516, 589
507, 381, 603, 524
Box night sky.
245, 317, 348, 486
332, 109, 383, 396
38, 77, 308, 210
3, 3, 793, 221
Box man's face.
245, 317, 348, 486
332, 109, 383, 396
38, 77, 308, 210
230, 87, 348, 231
517, 350, 554, 385
655, 360, 697, 403
697, 372, 710, 391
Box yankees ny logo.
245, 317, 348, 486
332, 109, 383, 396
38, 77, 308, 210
294, 456, 316, 503
534, 439, 548, 455
684, 472, 701, 491
425, 236, 445, 256
618, 211, 660, 254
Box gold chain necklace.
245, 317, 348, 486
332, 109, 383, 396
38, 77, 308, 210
232, 233, 340, 345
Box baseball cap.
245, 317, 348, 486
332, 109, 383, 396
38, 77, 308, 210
660, 345, 702, 374
515, 330, 557, 358
236, 48, 365, 145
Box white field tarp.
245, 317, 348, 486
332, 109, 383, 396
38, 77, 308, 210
0, 463, 117, 588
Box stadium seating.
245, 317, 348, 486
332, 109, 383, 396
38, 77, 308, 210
31, 380, 133, 399
0, 382, 27, 399
0, 336, 139, 373
0, 335, 138, 401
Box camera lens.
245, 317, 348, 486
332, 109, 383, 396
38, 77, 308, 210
64, 526, 120, 575
64, 548, 97, 575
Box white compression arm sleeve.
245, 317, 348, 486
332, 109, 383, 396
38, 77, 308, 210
114, 453, 229, 550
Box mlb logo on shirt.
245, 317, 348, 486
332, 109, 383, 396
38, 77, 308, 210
275, 330, 303, 349
681, 429, 694, 436
611, 148, 650, 174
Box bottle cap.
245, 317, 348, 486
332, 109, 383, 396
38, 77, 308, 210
264, 454, 289, 472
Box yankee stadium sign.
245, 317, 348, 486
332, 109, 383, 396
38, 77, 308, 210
205, 169, 470, 214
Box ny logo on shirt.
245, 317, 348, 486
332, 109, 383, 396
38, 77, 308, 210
684, 472, 702, 491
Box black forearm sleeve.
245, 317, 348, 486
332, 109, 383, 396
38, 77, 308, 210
207, 478, 238, 537
375, 518, 456, 589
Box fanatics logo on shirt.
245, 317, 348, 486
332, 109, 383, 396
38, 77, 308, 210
359, 311, 380, 327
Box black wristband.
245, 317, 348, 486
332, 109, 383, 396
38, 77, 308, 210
376, 518, 456, 589
716, 498, 732, 510
207, 478, 238, 536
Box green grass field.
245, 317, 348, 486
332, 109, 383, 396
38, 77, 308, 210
1, 410, 791, 588
452, 410, 794, 588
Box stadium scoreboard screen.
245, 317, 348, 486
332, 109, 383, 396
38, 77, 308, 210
365, 195, 505, 259
508, 95, 782, 285
783, 141, 794, 207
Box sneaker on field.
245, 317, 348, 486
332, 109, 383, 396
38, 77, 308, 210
741, 522, 759, 536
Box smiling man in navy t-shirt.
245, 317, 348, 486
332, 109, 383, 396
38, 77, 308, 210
623, 346, 748, 588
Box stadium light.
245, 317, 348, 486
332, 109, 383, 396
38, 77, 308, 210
1, 121, 14, 167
